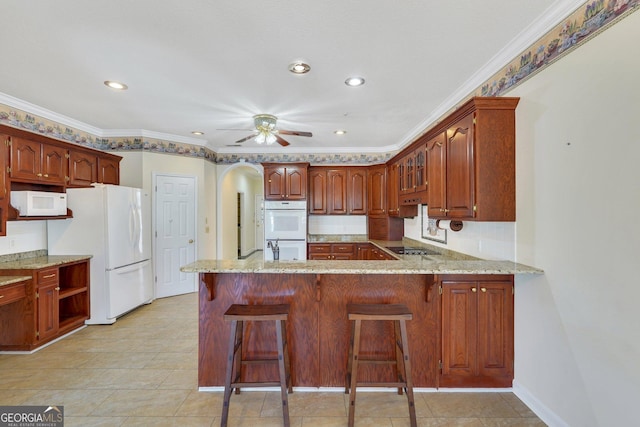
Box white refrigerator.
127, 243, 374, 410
47, 184, 153, 324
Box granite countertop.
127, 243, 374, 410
182, 238, 543, 275
0, 275, 32, 288
0, 255, 92, 270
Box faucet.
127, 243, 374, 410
267, 239, 280, 260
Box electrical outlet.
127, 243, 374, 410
9, 239, 16, 248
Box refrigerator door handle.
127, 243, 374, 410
109, 259, 150, 274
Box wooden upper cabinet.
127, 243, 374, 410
307, 166, 367, 215
387, 162, 400, 216
68, 150, 97, 187
367, 164, 386, 216
9, 137, 67, 185
98, 156, 120, 185
347, 168, 367, 215
426, 132, 447, 218
308, 168, 327, 214
426, 97, 519, 221
263, 163, 308, 200
327, 169, 347, 214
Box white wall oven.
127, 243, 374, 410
264, 200, 307, 260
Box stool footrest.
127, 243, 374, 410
357, 359, 399, 365
231, 381, 286, 388
354, 381, 408, 388
240, 359, 280, 365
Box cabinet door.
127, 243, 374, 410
264, 166, 286, 200
98, 156, 120, 184
441, 282, 477, 381
356, 243, 373, 260
347, 168, 367, 215
426, 133, 446, 218
37, 282, 59, 342
10, 137, 40, 181
327, 169, 347, 214
308, 168, 327, 214
446, 114, 475, 218
387, 163, 400, 216
285, 166, 306, 200
68, 150, 97, 186
400, 154, 415, 195
41, 144, 68, 185
414, 144, 427, 193
0, 135, 8, 236
367, 165, 386, 216
477, 281, 514, 379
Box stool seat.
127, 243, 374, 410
221, 303, 292, 427
345, 303, 417, 427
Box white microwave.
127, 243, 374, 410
10, 191, 68, 216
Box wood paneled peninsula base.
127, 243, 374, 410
188, 254, 542, 388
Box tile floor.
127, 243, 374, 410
0, 292, 546, 426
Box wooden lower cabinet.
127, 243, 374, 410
308, 243, 355, 260
439, 274, 514, 387
0, 258, 90, 351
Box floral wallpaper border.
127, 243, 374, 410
0, 0, 637, 166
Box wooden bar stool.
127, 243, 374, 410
345, 303, 416, 427
221, 304, 293, 427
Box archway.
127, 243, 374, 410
216, 163, 263, 259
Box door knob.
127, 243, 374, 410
189, 239, 194, 244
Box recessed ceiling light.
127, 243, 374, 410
289, 62, 311, 74
345, 76, 365, 87
334, 130, 347, 135
191, 131, 205, 136
104, 80, 128, 90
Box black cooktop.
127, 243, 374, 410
385, 246, 439, 256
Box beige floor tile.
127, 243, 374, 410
425, 392, 519, 418
64, 416, 127, 427
158, 369, 199, 389
90, 389, 190, 416
19, 389, 115, 416
0, 388, 39, 404
88, 368, 173, 389
121, 416, 215, 426
146, 351, 198, 370
82, 352, 155, 369
175, 389, 222, 417
284, 391, 347, 417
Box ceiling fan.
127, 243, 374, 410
221, 114, 312, 147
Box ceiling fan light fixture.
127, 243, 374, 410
334, 130, 347, 135
191, 131, 204, 136
345, 76, 365, 87
289, 61, 311, 74
266, 133, 277, 144
255, 132, 266, 144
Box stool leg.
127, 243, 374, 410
399, 319, 417, 427
221, 319, 240, 427
345, 318, 355, 394
394, 320, 404, 395
275, 319, 291, 427
280, 319, 293, 393
348, 319, 362, 427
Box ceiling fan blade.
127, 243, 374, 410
235, 134, 256, 143
279, 130, 312, 137
274, 134, 290, 147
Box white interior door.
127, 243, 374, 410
154, 174, 197, 298
255, 194, 264, 250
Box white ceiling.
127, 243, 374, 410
0, 0, 583, 155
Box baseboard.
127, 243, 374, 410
513, 379, 569, 427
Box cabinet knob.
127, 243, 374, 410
37, 173, 43, 177
55, 287, 60, 291
481, 287, 487, 293
471, 287, 477, 292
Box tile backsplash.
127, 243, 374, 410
308, 215, 367, 235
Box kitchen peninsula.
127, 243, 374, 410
182, 241, 541, 389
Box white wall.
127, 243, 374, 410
0, 221, 47, 255
404, 11, 640, 427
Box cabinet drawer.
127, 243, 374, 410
0, 281, 28, 306
37, 268, 59, 285
308, 244, 331, 254
332, 244, 355, 253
